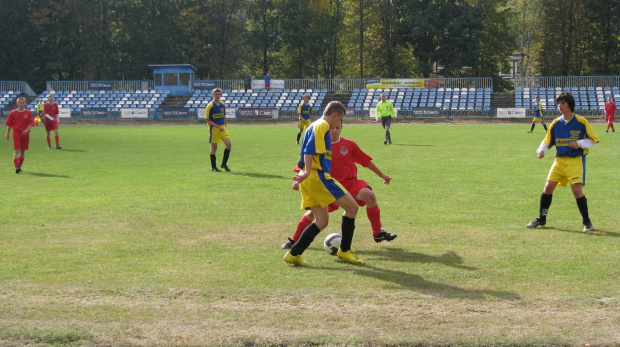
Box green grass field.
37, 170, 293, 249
1, 121, 618, 346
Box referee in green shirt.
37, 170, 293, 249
375, 93, 395, 144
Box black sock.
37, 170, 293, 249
339, 216, 356, 252
543, 124, 548, 131
530, 124, 535, 131
576, 196, 590, 223
540, 193, 552, 220
386, 130, 391, 142
290, 223, 321, 256
296, 133, 301, 142
210, 154, 216, 169
222, 148, 230, 166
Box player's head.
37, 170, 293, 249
608, 96, 613, 102
47, 94, 54, 102
302, 94, 309, 103
212, 88, 222, 101
323, 101, 346, 123
535, 96, 540, 102
16, 97, 26, 108
380, 93, 386, 101
330, 118, 343, 142
555, 92, 575, 112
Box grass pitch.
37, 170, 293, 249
0, 122, 618, 346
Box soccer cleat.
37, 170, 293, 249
281, 238, 295, 249
15, 167, 22, 174
211, 167, 221, 172
388, 140, 392, 144
56, 146, 62, 149
221, 164, 231, 172
373, 229, 397, 243
583, 221, 593, 232
283, 251, 308, 266
296, 141, 300, 144
526, 217, 546, 229
337, 248, 364, 264
384, 140, 388, 145
47, 146, 51, 149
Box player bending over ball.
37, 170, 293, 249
5, 97, 34, 173
282, 120, 396, 249
526, 92, 599, 232
283, 101, 363, 266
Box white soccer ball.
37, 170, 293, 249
323, 233, 342, 256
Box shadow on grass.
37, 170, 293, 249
310, 263, 520, 300
358, 248, 479, 270
230, 171, 289, 179
542, 226, 620, 238
389, 143, 434, 147
23, 172, 71, 178
55, 148, 88, 153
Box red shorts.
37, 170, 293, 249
327, 179, 372, 212
44, 119, 58, 132
12, 131, 30, 150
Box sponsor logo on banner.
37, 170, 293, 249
366, 78, 439, 89
251, 79, 285, 90
345, 108, 357, 117
497, 108, 526, 118
369, 108, 401, 119
238, 108, 278, 119
161, 108, 189, 119
88, 81, 114, 90
58, 108, 71, 118
120, 108, 149, 119
409, 108, 441, 117
197, 108, 236, 119
81, 108, 108, 119
192, 80, 216, 90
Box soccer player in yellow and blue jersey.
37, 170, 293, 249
205, 88, 232, 172
527, 92, 600, 232
528, 96, 548, 133
283, 101, 363, 266
296, 94, 312, 144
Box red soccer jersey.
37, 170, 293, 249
6, 109, 34, 132
605, 102, 616, 121
44, 102, 59, 120
330, 137, 372, 184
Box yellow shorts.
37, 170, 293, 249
532, 117, 544, 123
299, 169, 347, 210
547, 156, 586, 187
209, 125, 230, 144
298, 119, 311, 131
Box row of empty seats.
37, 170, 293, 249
27, 90, 170, 112
185, 89, 327, 111
0, 91, 21, 109
516, 86, 620, 110
349, 88, 492, 111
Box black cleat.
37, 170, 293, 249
221, 164, 231, 172
374, 229, 397, 243
56, 146, 62, 149
211, 167, 221, 172
526, 217, 546, 229
384, 140, 388, 145
15, 167, 22, 174
281, 238, 295, 249
582, 221, 593, 232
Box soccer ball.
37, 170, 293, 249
323, 233, 342, 256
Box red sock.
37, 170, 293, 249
366, 206, 382, 236
18, 157, 24, 167
46, 136, 51, 147
292, 215, 313, 242
14, 158, 19, 168
55, 136, 59, 146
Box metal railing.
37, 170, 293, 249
514, 76, 620, 89
46, 80, 154, 93
0, 81, 36, 96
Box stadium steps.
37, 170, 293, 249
321, 92, 352, 109
491, 92, 515, 108
159, 95, 189, 109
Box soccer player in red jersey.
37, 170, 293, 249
43, 94, 62, 149
282, 120, 396, 250
5, 97, 34, 173
604, 96, 616, 133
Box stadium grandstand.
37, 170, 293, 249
1, 75, 619, 120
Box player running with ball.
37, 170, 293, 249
283, 119, 396, 250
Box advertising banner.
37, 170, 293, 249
251, 79, 285, 90
345, 108, 357, 118
192, 80, 217, 90
81, 108, 108, 119
88, 81, 114, 90
409, 108, 441, 118
161, 108, 190, 119
497, 108, 526, 118
366, 78, 439, 89
197, 108, 236, 119
369, 108, 400, 119
238, 108, 278, 120
120, 108, 149, 119
58, 108, 71, 118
